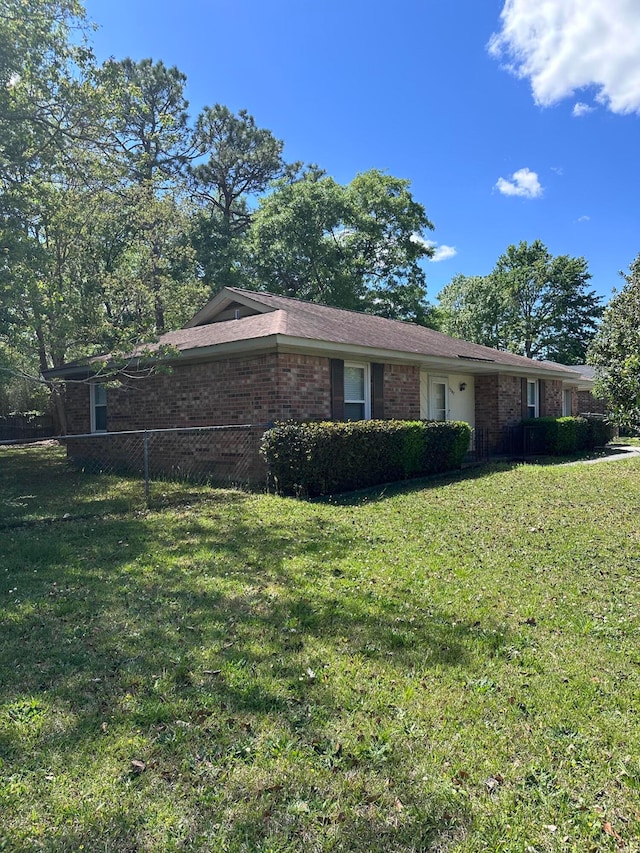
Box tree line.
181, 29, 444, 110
1, 0, 632, 427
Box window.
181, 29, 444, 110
91, 383, 107, 432
344, 363, 370, 420
430, 377, 448, 421
563, 389, 572, 417
527, 380, 538, 418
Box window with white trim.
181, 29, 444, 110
344, 362, 370, 421
527, 380, 538, 419
91, 383, 107, 432
563, 388, 572, 417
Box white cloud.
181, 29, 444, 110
495, 167, 543, 199
430, 245, 457, 262
577, 215, 591, 222
412, 236, 458, 262
573, 102, 595, 117
488, 0, 640, 115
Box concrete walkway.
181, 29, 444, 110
565, 444, 640, 466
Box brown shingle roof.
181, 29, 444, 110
44, 287, 584, 380
162, 287, 582, 377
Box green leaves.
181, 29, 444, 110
589, 254, 640, 429
438, 241, 603, 362
246, 168, 436, 323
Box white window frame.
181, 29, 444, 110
563, 388, 573, 417
90, 383, 107, 433
344, 362, 370, 421
527, 380, 538, 419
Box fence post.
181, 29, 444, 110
143, 430, 150, 505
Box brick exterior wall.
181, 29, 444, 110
541, 379, 563, 417
577, 390, 606, 414
382, 364, 420, 420
63, 352, 334, 435
475, 374, 525, 452
475, 374, 569, 453
62, 351, 584, 471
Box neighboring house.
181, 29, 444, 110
44, 287, 589, 469
572, 365, 607, 415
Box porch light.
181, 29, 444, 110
459, 382, 467, 391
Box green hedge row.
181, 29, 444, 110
261, 419, 472, 497
521, 415, 616, 455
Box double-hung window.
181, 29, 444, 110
344, 362, 370, 421
527, 380, 538, 418
91, 383, 107, 432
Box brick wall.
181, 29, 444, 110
275, 353, 331, 421
64, 382, 91, 434
63, 352, 334, 435
577, 390, 606, 414
474, 375, 500, 441
475, 374, 526, 452
541, 380, 563, 417
383, 364, 420, 419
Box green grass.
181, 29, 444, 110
1, 443, 640, 851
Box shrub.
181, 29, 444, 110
261, 419, 471, 496
521, 415, 615, 455
581, 413, 617, 447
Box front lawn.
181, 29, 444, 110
1, 443, 640, 851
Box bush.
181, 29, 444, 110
261, 419, 472, 496
521, 415, 615, 455
581, 413, 617, 447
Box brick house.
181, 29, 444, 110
45, 287, 589, 476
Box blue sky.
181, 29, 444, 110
85, 0, 640, 304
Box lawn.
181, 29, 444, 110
1, 442, 640, 852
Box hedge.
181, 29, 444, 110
521, 415, 616, 455
261, 419, 472, 497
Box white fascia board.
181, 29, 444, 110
270, 336, 586, 380
184, 288, 275, 328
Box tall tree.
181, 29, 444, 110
588, 254, 640, 429
438, 241, 603, 362
246, 168, 436, 323
98, 57, 198, 333
189, 105, 289, 290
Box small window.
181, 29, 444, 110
91, 383, 107, 432
563, 389, 572, 417
527, 380, 538, 419
344, 363, 370, 420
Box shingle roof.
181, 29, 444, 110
161, 287, 582, 378
44, 287, 585, 381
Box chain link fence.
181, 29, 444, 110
62, 424, 269, 504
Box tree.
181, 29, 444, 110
437, 274, 508, 349
189, 105, 290, 290
588, 254, 640, 429
0, 0, 96, 186
246, 168, 436, 323
97, 57, 200, 333
438, 240, 603, 362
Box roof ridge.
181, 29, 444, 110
226, 286, 443, 330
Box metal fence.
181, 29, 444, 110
501, 422, 551, 458
467, 427, 490, 464
62, 424, 269, 501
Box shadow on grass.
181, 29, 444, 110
0, 476, 506, 850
